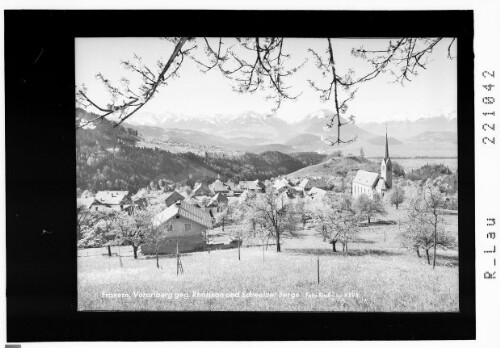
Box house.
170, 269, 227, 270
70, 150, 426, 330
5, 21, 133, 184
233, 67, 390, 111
132, 197, 148, 210
224, 180, 243, 196
211, 179, 230, 195
352, 131, 393, 198
273, 178, 291, 194
94, 191, 133, 211
207, 192, 229, 208
239, 179, 265, 193
141, 201, 213, 255
164, 190, 185, 207
77, 197, 102, 211
191, 182, 212, 197
308, 187, 327, 200
299, 177, 328, 191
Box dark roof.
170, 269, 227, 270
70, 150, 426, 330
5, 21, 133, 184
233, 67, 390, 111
165, 191, 185, 207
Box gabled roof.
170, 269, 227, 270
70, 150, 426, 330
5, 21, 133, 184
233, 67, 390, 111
153, 201, 213, 229
77, 197, 100, 209
208, 193, 228, 207
165, 190, 185, 207
239, 180, 263, 191
95, 191, 130, 205
308, 187, 327, 199
352, 170, 380, 188
192, 182, 212, 196
211, 180, 229, 193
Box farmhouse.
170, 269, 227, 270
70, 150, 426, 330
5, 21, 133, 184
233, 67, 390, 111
77, 197, 102, 211
94, 191, 133, 211
352, 131, 392, 198
141, 201, 213, 255
164, 190, 185, 207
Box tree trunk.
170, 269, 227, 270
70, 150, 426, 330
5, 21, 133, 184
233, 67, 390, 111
155, 245, 159, 269
425, 249, 430, 265
133, 246, 138, 259
396, 203, 399, 210
222, 218, 224, 232
276, 231, 281, 252
368, 216, 371, 224
107, 245, 112, 257
238, 239, 241, 260
433, 215, 438, 269
332, 240, 337, 252
416, 248, 421, 258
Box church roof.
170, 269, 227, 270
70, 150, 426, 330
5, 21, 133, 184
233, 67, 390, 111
353, 170, 380, 188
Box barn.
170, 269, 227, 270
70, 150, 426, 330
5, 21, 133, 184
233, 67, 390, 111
140, 201, 213, 255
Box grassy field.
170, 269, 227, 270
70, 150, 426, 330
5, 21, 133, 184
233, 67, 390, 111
78, 206, 459, 312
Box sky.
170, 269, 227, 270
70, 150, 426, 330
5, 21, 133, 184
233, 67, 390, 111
75, 37, 457, 124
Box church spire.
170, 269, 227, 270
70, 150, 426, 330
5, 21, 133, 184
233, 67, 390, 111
384, 124, 389, 160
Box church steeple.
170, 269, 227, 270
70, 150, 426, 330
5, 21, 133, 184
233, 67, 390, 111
384, 124, 390, 160
380, 124, 392, 189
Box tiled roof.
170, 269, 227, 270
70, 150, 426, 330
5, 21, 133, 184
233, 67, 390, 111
153, 201, 213, 229
352, 170, 380, 187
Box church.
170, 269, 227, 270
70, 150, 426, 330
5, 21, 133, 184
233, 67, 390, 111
352, 131, 392, 199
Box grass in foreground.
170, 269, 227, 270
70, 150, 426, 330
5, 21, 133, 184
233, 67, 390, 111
78, 213, 459, 312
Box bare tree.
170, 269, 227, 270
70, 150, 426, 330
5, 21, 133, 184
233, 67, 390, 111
76, 37, 455, 145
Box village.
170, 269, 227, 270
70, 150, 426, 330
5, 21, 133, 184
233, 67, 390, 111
77, 135, 459, 312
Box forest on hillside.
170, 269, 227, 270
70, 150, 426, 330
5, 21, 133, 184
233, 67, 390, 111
76, 109, 325, 193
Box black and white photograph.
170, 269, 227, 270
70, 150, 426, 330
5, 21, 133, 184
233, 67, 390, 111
5, 8, 485, 343
75, 36, 460, 312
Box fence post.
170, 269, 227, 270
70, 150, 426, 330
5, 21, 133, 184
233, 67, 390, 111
317, 256, 320, 284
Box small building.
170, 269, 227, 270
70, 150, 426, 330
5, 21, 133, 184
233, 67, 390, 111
141, 201, 213, 255
207, 192, 229, 208
164, 190, 186, 207
211, 180, 230, 195
299, 177, 328, 191
94, 191, 133, 211
77, 197, 102, 211
191, 182, 212, 197
308, 187, 327, 200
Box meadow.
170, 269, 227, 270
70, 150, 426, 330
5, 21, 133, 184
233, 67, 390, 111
78, 206, 459, 312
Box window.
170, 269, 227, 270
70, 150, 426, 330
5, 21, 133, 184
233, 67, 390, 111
184, 223, 192, 232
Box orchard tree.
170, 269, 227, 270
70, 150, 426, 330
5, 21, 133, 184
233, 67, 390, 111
354, 193, 387, 224
78, 210, 117, 256
320, 193, 360, 255
389, 185, 405, 209
76, 37, 456, 146
145, 205, 172, 268
400, 179, 456, 268
111, 212, 144, 259
248, 184, 300, 252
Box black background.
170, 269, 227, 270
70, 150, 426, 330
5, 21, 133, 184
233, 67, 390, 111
5, 10, 475, 341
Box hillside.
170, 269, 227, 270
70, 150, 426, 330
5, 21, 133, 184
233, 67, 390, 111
76, 109, 318, 193
288, 156, 379, 178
